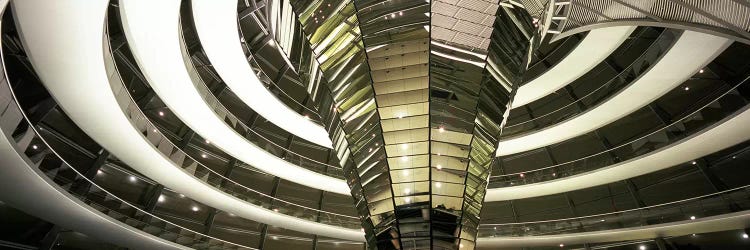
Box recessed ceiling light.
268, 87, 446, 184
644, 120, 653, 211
191, 206, 199, 212
129, 176, 137, 182
158, 195, 165, 202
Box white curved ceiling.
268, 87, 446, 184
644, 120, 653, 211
3, 3, 183, 249
0, 113, 187, 250
191, 0, 332, 149
497, 31, 732, 156
119, 0, 349, 195
511, 26, 636, 108
14, 0, 361, 241
486, 105, 750, 201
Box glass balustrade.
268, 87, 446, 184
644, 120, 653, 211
234, 21, 324, 122
0, 66, 254, 250
478, 185, 750, 237
489, 74, 750, 188
502, 29, 680, 137
522, 34, 584, 82
104, 29, 361, 229
176, 30, 345, 178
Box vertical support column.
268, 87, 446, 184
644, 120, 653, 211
258, 176, 281, 250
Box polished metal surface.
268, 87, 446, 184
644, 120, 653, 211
289, 0, 535, 248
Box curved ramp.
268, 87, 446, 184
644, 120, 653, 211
14, 0, 361, 241
498, 31, 732, 156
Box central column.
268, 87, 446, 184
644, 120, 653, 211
290, 0, 536, 248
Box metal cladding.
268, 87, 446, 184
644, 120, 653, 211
290, 0, 536, 248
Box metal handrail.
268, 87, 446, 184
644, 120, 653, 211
481, 184, 750, 226
104, 26, 359, 225
490, 74, 750, 181
0, 54, 254, 250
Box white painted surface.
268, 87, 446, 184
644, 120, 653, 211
487, 105, 750, 201
119, 0, 349, 195
191, 0, 332, 148
3, 3, 184, 248
497, 31, 732, 156
15, 0, 361, 240
511, 26, 636, 108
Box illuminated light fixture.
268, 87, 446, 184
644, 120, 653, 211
158, 111, 164, 116
401, 144, 409, 149
228, 213, 235, 217
368, 148, 373, 152
404, 188, 411, 194
438, 126, 445, 133
684, 86, 690, 91
431, 41, 486, 59
600, 219, 605, 222
304, 115, 310, 119
31, 145, 38, 150
399, 11, 403, 16
179, 194, 186, 198
201, 154, 208, 158
743, 233, 749, 239
519, 173, 525, 178
205, 139, 210, 144
435, 182, 442, 188
391, 13, 395, 18
403, 171, 410, 177
431, 50, 486, 68
699, 69, 704, 73
397, 112, 405, 119
690, 216, 696, 220
459, 243, 464, 248
404, 197, 411, 203
691, 161, 697, 165
152, 129, 157, 132
158, 195, 165, 202
639, 245, 646, 250
273, 208, 279, 212
559, 243, 564, 248
96, 170, 103, 175
436, 164, 442, 170
191, 206, 200, 212
129, 176, 137, 182
272, 236, 279, 240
